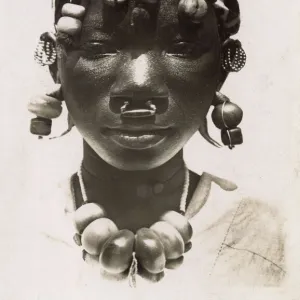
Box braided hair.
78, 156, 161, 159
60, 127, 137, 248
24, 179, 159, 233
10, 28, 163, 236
54, 0, 240, 41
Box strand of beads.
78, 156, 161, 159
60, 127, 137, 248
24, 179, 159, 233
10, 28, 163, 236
72, 164, 193, 283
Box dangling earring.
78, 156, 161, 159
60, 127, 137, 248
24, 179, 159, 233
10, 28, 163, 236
211, 92, 243, 149
28, 85, 63, 137
221, 39, 246, 73
31, 28, 75, 139
212, 38, 245, 149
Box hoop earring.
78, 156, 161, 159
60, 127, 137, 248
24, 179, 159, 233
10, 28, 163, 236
221, 39, 246, 73
34, 32, 57, 67
211, 92, 243, 149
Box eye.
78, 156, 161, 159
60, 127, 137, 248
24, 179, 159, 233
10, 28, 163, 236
166, 42, 206, 59
81, 42, 119, 59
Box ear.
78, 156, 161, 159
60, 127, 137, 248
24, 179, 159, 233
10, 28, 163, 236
48, 63, 60, 84
216, 39, 232, 91
217, 67, 228, 91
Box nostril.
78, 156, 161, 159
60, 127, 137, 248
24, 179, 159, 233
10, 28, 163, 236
120, 101, 157, 118
109, 95, 132, 114
147, 96, 168, 114
109, 95, 169, 115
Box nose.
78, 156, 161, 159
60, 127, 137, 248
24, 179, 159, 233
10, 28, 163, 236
109, 54, 169, 116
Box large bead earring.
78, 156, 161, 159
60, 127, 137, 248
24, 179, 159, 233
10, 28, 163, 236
28, 85, 63, 137
221, 39, 246, 73
211, 92, 243, 149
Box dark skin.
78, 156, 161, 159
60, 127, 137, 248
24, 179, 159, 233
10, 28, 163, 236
53, 0, 225, 231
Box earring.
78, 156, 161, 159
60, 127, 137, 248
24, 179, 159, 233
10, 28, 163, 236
34, 32, 57, 66
221, 39, 246, 73
211, 92, 243, 149
28, 85, 63, 137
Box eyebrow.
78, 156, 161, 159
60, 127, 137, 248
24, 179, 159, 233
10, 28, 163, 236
79, 19, 206, 45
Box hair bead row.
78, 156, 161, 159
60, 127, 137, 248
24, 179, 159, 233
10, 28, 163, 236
61, 3, 86, 18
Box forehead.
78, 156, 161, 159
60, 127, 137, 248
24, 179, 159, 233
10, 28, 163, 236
81, 0, 217, 41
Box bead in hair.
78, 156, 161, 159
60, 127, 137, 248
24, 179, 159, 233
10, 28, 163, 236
178, 0, 209, 23
61, 3, 86, 18
131, 0, 161, 36
57, 16, 82, 35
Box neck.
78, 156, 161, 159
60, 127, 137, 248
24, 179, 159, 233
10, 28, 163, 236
76, 142, 192, 231
82, 142, 185, 185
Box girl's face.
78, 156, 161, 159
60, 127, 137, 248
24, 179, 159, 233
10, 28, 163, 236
58, 0, 221, 170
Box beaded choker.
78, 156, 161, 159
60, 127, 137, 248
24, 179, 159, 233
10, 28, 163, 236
72, 163, 192, 287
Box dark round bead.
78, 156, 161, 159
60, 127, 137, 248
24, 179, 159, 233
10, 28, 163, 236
30, 117, 52, 136
221, 127, 243, 148
211, 102, 243, 129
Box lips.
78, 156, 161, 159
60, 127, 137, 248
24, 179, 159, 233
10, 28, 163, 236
103, 127, 171, 150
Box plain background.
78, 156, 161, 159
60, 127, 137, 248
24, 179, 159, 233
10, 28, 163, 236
0, 0, 300, 297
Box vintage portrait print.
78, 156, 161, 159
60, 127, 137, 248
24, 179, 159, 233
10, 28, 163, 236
0, 0, 299, 299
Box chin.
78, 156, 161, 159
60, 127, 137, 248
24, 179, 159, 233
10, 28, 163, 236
94, 143, 181, 171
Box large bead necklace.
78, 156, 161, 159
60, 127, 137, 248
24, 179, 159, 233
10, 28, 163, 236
72, 163, 192, 287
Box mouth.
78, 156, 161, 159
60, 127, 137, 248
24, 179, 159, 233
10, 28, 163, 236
103, 126, 172, 150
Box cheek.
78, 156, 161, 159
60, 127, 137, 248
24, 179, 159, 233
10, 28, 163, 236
58, 45, 220, 129
58, 51, 122, 115
164, 46, 220, 93
163, 49, 221, 123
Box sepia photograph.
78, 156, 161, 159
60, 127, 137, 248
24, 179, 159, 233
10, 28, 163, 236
0, 0, 299, 299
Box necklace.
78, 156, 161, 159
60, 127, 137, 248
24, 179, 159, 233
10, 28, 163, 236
72, 163, 192, 287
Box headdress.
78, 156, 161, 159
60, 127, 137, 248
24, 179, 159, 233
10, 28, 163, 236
53, 0, 241, 39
